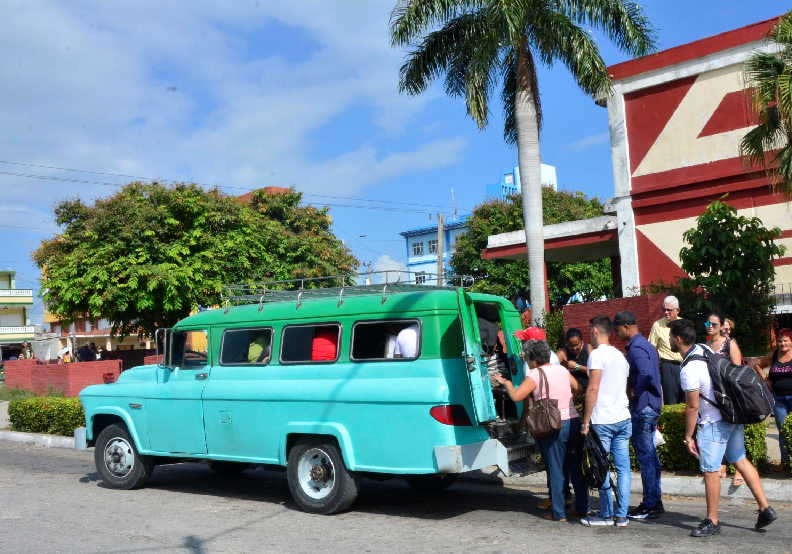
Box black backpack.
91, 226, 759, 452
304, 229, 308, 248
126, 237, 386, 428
688, 345, 775, 425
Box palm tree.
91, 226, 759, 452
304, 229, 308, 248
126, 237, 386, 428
741, 11, 792, 198
390, 0, 654, 322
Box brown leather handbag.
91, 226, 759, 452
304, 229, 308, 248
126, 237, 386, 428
522, 366, 562, 439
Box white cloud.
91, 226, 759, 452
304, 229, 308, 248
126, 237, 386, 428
0, 0, 464, 207
570, 132, 610, 151
370, 254, 408, 284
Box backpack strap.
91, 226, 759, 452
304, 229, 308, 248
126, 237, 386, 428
682, 348, 720, 409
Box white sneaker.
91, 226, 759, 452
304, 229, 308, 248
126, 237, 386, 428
581, 516, 614, 527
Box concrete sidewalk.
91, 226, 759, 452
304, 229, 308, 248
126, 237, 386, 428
464, 465, 792, 503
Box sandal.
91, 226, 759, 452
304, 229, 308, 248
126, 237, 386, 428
732, 471, 744, 486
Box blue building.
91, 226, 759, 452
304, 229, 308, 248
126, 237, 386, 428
399, 215, 469, 284
485, 164, 558, 201
399, 164, 557, 284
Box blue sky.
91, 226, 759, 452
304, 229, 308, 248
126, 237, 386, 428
0, 1, 784, 324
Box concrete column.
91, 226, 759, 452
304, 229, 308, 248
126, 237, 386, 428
606, 88, 640, 295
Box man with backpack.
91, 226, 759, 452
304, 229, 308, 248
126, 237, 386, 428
670, 319, 778, 537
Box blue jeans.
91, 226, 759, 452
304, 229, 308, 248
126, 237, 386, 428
537, 418, 588, 519
592, 418, 632, 519
631, 406, 662, 507
773, 395, 792, 464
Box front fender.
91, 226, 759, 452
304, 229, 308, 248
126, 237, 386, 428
280, 421, 356, 469
86, 406, 145, 451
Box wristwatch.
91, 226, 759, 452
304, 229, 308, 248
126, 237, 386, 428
682, 438, 691, 445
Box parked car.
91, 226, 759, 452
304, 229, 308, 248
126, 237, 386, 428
78, 283, 534, 514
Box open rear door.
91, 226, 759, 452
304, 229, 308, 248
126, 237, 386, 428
456, 289, 498, 424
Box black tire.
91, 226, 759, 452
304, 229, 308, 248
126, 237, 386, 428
94, 423, 153, 490
405, 474, 457, 492
209, 461, 252, 476
286, 438, 358, 515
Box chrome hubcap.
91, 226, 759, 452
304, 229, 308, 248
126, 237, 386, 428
104, 437, 135, 478
297, 448, 335, 500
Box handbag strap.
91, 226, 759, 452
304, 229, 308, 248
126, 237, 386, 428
530, 365, 551, 405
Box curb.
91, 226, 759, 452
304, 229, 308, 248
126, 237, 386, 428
0, 430, 75, 449
463, 467, 792, 504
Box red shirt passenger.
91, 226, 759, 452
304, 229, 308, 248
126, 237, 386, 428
311, 327, 338, 361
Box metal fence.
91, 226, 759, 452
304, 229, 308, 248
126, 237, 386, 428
773, 283, 792, 313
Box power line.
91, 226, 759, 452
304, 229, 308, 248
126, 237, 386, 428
0, 169, 434, 215
0, 159, 444, 210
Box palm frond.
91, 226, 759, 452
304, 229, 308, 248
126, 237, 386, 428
390, 0, 486, 46
501, 54, 518, 144
529, 9, 611, 98
771, 10, 792, 48
554, 0, 656, 56
741, 11, 792, 197
397, 11, 488, 95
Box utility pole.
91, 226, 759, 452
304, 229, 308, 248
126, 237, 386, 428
436, 213, 445, 286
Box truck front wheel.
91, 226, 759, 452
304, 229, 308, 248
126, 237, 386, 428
94, 424, 153, 490
286, 439, 358, 514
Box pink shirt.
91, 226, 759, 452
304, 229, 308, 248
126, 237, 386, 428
526, 363, 578, 420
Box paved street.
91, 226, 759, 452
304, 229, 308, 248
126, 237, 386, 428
0, 442, 790, 553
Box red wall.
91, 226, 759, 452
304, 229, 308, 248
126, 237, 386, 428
562, 294, 665, 350
4, 359, 122, 397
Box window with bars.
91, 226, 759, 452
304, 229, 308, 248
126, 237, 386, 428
412, 241, 424, 256
428, 239, 438, 254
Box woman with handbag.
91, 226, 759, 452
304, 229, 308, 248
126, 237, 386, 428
494, 339, 588, 521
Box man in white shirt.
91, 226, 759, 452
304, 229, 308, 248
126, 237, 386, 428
394, 323, 419, 358
580, 315, 632, 528
671, 319, 777, 537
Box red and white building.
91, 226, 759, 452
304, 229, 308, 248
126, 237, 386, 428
484, 15, 791, 312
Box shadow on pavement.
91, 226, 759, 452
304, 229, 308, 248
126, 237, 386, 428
79, 461, 699, 530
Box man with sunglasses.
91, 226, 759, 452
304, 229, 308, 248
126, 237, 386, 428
648, 296, 684, 404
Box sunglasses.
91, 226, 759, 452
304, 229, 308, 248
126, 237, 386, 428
704, 321, 720, 328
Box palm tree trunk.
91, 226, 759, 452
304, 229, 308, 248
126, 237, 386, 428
515, 45, 545, 324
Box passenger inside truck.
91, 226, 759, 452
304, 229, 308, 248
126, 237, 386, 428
475, 302, 517, 420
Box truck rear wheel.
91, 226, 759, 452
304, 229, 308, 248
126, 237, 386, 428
94, 424, 153, 490
286, 439, 358, 514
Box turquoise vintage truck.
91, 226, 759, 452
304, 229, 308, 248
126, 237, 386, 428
78, 279, 535, 514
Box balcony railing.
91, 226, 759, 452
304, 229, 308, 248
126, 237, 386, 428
772, 283, 792, 313
0, 289, 33, 298
0, 326, 35, 335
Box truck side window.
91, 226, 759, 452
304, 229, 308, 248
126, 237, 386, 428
220, 328, 273, 366
281, 324, 340, 363
171, 330, 209, 368
351, 320, 420, 361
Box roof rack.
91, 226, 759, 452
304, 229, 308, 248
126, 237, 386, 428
221, 271, 474, 311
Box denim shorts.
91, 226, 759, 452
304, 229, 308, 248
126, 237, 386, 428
696, 420, 746, 473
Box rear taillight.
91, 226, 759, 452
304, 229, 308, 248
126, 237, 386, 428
430, 405, 472, 426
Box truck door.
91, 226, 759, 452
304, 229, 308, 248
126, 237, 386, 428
456, 289, 498, 424
147, 328, 209, 454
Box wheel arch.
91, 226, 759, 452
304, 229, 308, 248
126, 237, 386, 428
281, 423, 355, 469
87, 408, 143, 450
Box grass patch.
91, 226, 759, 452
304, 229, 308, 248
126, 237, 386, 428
0, 385, 35, 402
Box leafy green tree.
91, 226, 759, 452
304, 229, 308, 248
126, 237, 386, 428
451, 187, 613, 307
741, 11, 792, 197
667, 199, 785, 354
34, 183, 358, 336
390, 0, 654, 321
